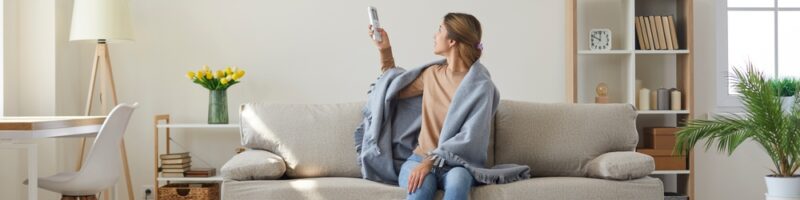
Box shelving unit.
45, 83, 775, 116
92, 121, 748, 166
153, 115, 240, 200
567, 0, 694, 199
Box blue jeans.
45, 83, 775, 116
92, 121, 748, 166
398, 154, 475, 200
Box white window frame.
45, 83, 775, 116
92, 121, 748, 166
716, 0, 800, 111
716, 0, 738, 110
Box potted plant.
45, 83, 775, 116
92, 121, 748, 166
769, 77, 800, 113
186, 65, 246, 124
675, 64, 800, 197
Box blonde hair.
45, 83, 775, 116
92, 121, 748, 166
443, 13, 482, 67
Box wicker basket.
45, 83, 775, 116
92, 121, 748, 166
158, 183, 220, 200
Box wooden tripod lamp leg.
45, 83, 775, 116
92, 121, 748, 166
103, 45, 135, 200
78, 41, 135, 200
77, 44, 103, 171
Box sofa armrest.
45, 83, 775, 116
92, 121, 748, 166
221, 149, 286, 181
585, 151, 654, 180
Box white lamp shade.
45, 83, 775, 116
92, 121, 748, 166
70, 0, 133, 42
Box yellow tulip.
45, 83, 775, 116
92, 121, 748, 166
196, 70, 206, 79
215, 70, 225, 79
235, 70, 245, 78
186, 71, 196, 80
205, 71, 213, 79
225, 67, 233, 75
220, 77, 229, 85
202, 65, 210, 72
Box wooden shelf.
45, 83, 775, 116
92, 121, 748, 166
153, 115, 234, 200
158, 175, 223, 182
637, 110, 690, 114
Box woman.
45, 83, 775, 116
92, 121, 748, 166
368, 12, 485, 200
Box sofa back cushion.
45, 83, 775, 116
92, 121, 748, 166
493, 100, 638, 177
239, 102, 365, 178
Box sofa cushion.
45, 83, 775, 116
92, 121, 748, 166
239, 102, 364, 178
585, 151, 655, 180
224, 177, 408, 200
493, 100, 638, 177
471, 177, 663, 200
221, 149, 286, 180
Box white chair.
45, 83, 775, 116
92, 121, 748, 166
24, 103, 138, 200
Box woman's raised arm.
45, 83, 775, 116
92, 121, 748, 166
368, 25, 395, 72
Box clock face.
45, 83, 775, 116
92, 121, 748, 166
590, 29, 612, 50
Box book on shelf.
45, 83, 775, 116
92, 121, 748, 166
159, 152, 189, 160
635, 16, 646, 50
661, 16, 675, 50
668, 16, 679, 49
185, 168, 217, 177
635, 15, 681, 50
642, 16, 653, 50
161, 172, 185, 178
648, 16, 660, 50
161, 157, 191, 165
161, 163, 191, 169
655, 16, 667, 50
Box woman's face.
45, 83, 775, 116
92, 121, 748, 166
433, 23, 451, 56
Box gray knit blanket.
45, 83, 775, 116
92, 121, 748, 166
354, 59, 530, 185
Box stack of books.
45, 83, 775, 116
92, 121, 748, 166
160, 152, 191, 177
635, 15, 680, 50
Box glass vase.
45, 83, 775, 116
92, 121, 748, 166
208, 89, 228, 124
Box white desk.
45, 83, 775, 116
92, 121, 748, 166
0, 116, 105, 200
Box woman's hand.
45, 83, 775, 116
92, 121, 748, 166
407, 159, 434, 194
368, 25, 391, 50
369, 25, 395, 71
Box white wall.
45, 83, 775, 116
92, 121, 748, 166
3, 0, 17, 117
2, 1, 20, 198
1, 0, 777, 199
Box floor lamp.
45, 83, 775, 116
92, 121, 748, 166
70, 0, 134, 199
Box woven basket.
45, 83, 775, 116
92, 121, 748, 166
158, 183, 220, 200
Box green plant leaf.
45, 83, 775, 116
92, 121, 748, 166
675, 62, 800, 177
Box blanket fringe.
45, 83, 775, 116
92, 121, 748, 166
436, 150, 531, 184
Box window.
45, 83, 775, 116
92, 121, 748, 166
718, 0, 800, 108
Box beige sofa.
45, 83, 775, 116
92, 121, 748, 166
220, 100, 663, 200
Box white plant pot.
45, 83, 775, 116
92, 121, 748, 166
765, 175, 800, 197
782, 97, 795, 113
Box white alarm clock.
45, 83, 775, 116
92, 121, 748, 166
589, 29, 612, 50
